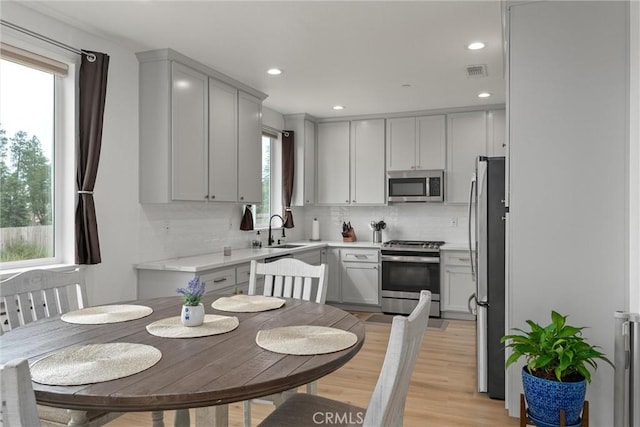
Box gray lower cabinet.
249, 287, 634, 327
138, 263, 251, 299
293, 249, 322, 266
339, 249, 380, 306
441, 250, 475, 320
324, 248, 342, 303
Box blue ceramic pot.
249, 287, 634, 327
522, 366, 586, 426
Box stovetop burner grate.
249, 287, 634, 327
382, 240, 445, 250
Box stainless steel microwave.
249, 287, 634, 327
387, 170, 444, 202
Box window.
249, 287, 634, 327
0, 42, 75, 269
254, 131, 282, 229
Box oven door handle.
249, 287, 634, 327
381, 255, 440, 263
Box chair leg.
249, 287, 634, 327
173, 409, 189, 427
66, 409, 89, 427
306, 381, 318, 395
243, 400, 251, 427
151, 411, 164, 427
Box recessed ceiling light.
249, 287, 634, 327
401, 84, 412, 88
333, 105, 345, 110
467, 42, 486, 50
478, 92, 491, 98
267, 68, 283, 75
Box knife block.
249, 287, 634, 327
342, 229, 356, 242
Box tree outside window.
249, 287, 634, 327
0, 59, 54, 262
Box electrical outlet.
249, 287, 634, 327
450, 217, 458, 227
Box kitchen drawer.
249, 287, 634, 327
200, 268, 236, 293
442, 251, 472, 267
340, 249, 379, 263
236, 263, 252, 285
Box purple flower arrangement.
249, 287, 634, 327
176, 277, 205, 306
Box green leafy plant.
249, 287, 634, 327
501, 310, 613, 382
176, 277, 205, 306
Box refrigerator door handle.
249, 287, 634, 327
468, 293, 477, 315
468, 175, 477, 282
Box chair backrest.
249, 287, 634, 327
248, 258, 327, 304
0, 269, 86, 334
0, 358, 41, 427
364, 290, 432, 427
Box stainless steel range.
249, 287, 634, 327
381, 240, 444, 317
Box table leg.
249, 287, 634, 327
67, 410, 89, 427
195, 405, 229, 427
174, 409, 190, 427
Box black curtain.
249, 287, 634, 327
75, 51, 109, 265
282, 131, 294, 228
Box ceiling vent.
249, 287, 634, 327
466, 64, 487, 78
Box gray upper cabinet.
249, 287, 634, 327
316, 119, 385, 206
208, 78, 238, 202
237, 91, 262, 204
445, 111, 487, 204
316, 121, 351, 205
387, 115, 445, 171
171, 62, 209, 201
137, 49, 266, 204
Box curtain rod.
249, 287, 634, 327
0, 19, 96, 62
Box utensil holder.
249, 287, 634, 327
373, 230, 382, 243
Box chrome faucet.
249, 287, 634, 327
268, 214, 286, 246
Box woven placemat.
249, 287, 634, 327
256, 326, 358, 355
211, 295, 285, 312
146, 314, 239, 338
30, 343, 162, 386
61, 305, 153, 324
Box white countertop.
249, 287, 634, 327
440, 242, 470, 251
136, 240, 382, 273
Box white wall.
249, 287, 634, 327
507, 2, 628, 424
630, 0, 640, 314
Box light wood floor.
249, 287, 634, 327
107, 318, 519, 426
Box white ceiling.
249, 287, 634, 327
25, 0, 505, 119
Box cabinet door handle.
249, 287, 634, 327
204, 195, 209, 199
213, 277, 228, 283
211, 195, 215, 199
458, 257, 470, 262
345, 199, 349, 203
354, 255, 368, 259
239, 196, 244, 201
352, 200, 356, 203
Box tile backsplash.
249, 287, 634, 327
138, 204, 306, 262
304, 204, 469, 244
138, 202, 467, 262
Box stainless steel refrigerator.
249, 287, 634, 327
468, 156, 506, 400
614, 312, 640, 426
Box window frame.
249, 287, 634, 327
253, 130, 283, 230
0, 35, 77, 270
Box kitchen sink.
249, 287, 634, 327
272, 244, 305, 249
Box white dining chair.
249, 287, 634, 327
244, 258, 327, 427
248, 257, 327, 304
0, 358, 41, 427
0, 269, 121, 427
257, 290, 432, 427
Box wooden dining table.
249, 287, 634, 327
0, 293, 365, 427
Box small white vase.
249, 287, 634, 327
181, 303, 205, 326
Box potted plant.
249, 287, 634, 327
501, 311, 613, 427
177, 277, 206, 326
